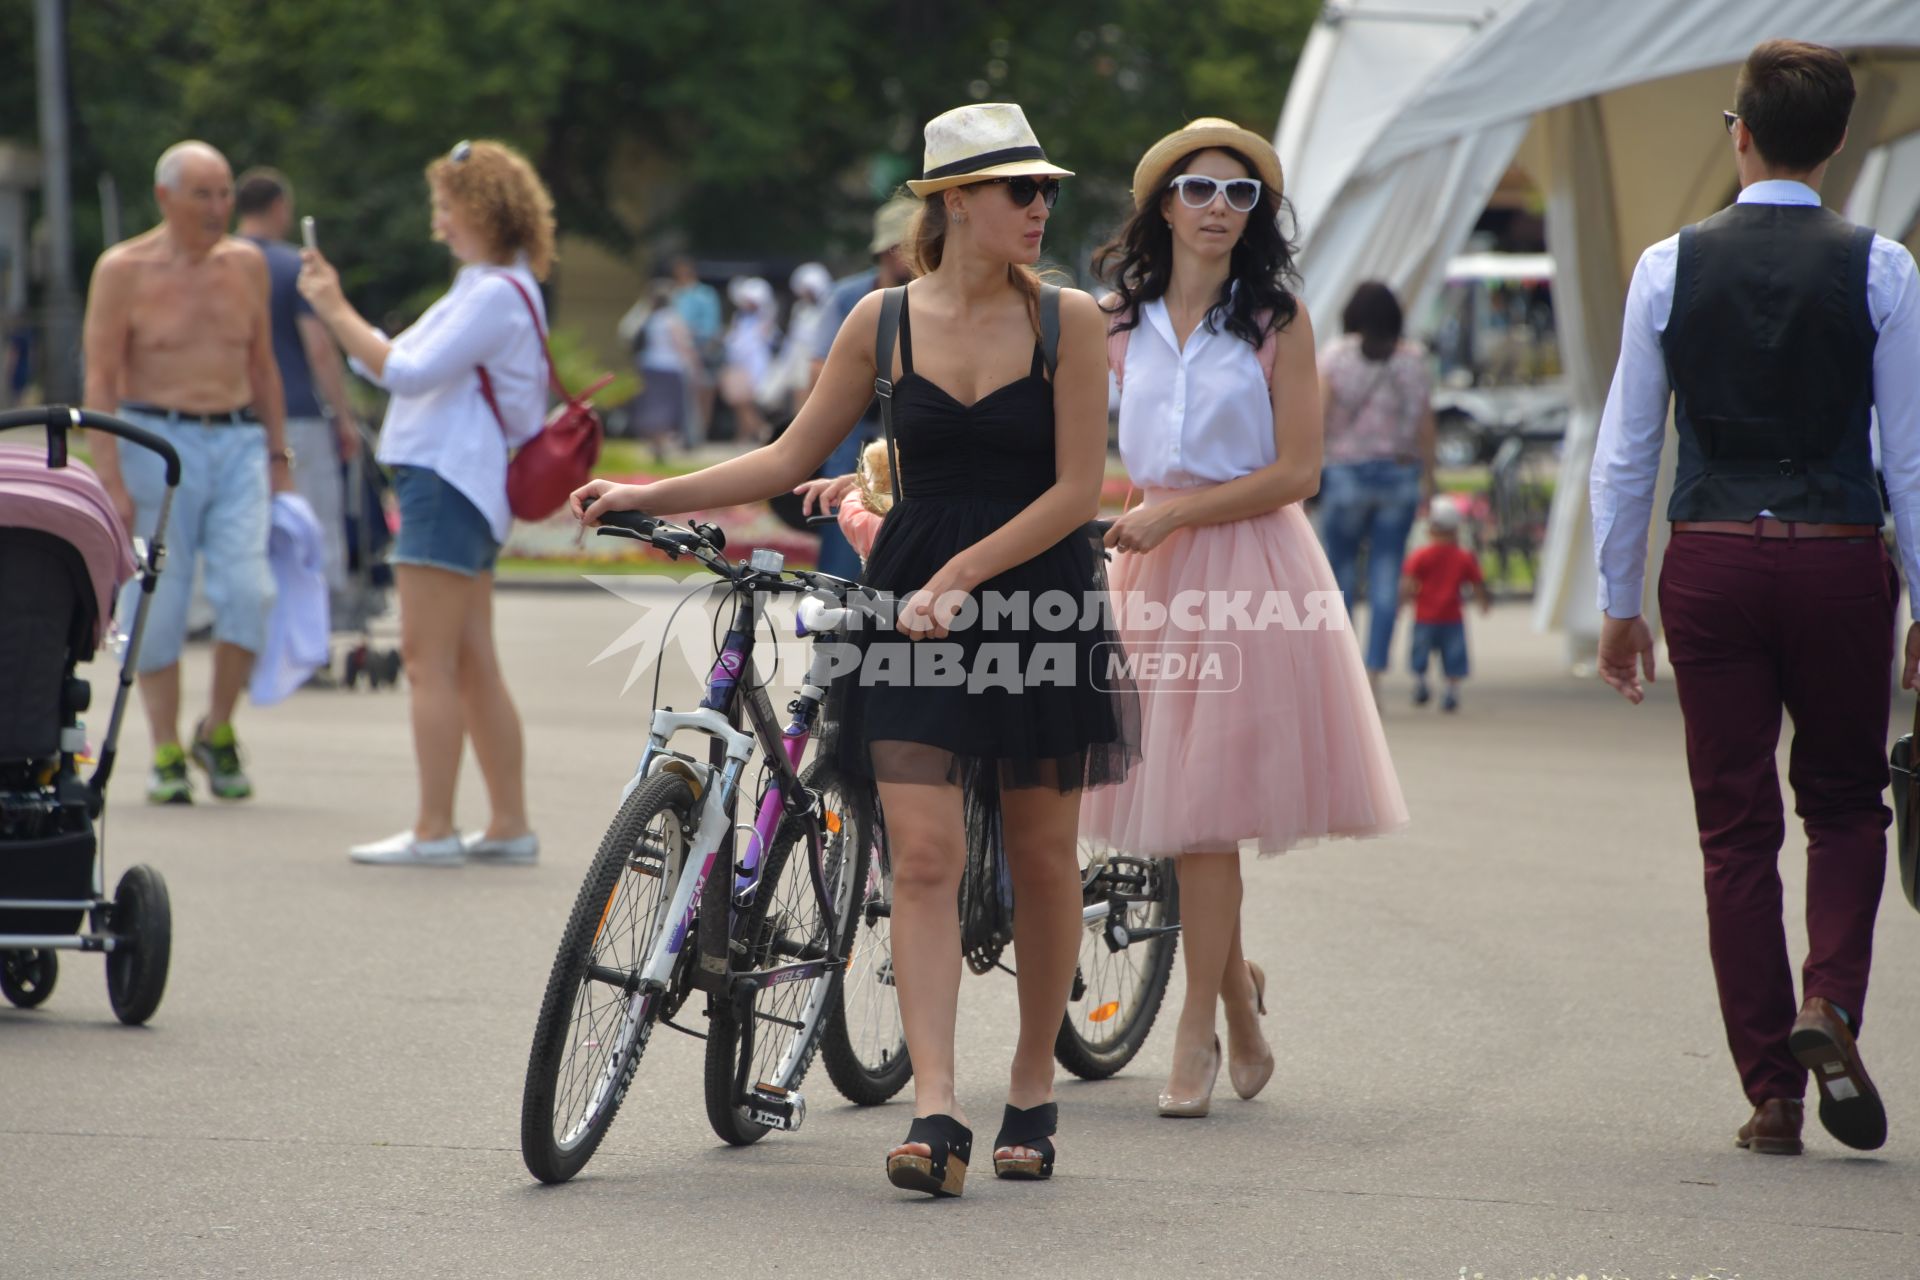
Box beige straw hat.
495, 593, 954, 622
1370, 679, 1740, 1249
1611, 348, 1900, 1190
868, 193, 921, 254
1131, 117, 1284, 209
906, 103, 1073, 197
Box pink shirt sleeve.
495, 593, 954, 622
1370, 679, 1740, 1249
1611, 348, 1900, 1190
837, 493, 883, 559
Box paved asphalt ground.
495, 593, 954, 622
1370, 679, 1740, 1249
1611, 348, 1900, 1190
4, 583, 1917, 1280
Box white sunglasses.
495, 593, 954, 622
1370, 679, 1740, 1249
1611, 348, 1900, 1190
1170, 175, 1263, 213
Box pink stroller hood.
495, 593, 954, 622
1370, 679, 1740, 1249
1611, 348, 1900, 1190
0, 442, 139, 649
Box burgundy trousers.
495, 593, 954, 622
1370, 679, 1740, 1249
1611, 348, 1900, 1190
1658, 529, 1897, 1104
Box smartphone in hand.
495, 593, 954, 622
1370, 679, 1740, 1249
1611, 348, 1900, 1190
300, 216, 318, 252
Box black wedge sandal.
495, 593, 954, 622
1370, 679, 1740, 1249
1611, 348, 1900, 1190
886, 1114, 973, 1199
991, 1102, 1058, 1181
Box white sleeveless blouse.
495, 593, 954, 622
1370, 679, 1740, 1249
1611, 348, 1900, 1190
1116, 298, 1276, 489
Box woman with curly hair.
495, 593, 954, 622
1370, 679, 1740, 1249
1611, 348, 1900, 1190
1081, 120, 1405, 1116
299, 139, 551, 867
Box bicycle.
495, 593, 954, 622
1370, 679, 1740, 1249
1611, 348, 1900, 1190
519, 512, 887, 1183
1477, 420, 1562, 593
818, 519, 1183, 1105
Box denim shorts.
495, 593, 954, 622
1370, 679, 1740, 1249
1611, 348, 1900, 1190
116, 409, 274, 673
390, 465, 499, 576
1409, 621, 1470, 680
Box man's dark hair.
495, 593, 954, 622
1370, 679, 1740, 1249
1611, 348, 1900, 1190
1735, 40, 1854, 173
1342, 281, 1404, 363
234, 167, 291, 218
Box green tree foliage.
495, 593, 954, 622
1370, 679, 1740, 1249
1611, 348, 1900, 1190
6, 0, 1317, 321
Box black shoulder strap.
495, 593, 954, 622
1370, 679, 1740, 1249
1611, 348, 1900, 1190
873, 285, 907, 507
1038, 283, 1062, 378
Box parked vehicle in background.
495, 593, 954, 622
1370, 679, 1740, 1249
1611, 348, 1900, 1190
1422, 252, 1567, 468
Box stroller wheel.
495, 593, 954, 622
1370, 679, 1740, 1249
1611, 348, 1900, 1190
0, 949, 58, 1008
344, 647, 366, 690
106, 865, 172, 1026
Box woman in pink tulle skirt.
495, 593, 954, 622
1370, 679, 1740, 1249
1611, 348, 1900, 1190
1081, 119, 1408, 1118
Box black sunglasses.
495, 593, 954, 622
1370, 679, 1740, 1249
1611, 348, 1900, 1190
1722, 111, 1738, 135
975, 175, 1062, 209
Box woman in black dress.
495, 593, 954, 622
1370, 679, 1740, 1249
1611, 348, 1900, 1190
572, 103, 1134, 1197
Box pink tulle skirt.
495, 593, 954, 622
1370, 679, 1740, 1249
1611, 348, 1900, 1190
1079, 490, 1408, 856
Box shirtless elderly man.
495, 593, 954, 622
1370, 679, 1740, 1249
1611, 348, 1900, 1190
83, 140, 291, 805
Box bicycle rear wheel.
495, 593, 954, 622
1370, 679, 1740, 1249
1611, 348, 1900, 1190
704, 759, 872, 1144
1055, 839, 1180, 1080
521, 773, 692, 1183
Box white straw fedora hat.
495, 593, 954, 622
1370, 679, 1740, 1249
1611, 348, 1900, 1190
907, 103, 1073, 197
1132, 117, 1283, 209
868, 193, 921, 254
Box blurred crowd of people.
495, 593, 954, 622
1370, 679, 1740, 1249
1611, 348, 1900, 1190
616, 255, 831, 455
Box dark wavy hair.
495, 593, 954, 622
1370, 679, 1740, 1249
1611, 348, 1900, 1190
1092, 146, 1301, 347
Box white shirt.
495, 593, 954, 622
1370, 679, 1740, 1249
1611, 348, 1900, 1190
251, 493, 330, 707
369, 259, 547, 543
1117, 298, 1275, 488
1590, 180, 1920, 616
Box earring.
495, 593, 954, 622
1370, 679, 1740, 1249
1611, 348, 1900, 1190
953, 212, 966, 224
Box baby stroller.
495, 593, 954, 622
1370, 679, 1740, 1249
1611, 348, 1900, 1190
0, 406, 177, 1024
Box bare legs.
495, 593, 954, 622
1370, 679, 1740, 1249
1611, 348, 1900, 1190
876, 778, 968, 1157
877, 777, 1083, 1165
393, 565, 528, 841
996, 784, 1083, 1161
724, 391, 769, 444
1165, 853, 1267, 1098
137, 639, 255, 748
457, 573, 529, 840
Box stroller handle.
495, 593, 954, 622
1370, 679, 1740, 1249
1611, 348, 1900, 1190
0, 405, 184, 488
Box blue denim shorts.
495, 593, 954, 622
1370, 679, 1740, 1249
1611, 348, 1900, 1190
116, 409, 274, 672
390, 465, 499, 576
1409, 621, 1470, 680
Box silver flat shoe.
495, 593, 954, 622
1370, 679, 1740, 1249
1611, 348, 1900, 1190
349, 830, 465, 866
462, 831, 539, 865
1158, 1036, 1221, 1118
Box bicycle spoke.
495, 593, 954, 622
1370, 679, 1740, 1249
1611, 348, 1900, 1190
549, 805, 681, 1147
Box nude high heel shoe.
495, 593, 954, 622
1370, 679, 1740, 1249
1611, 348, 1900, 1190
1157, 1036, 1221, 1118
1229, 961, 1276, 1101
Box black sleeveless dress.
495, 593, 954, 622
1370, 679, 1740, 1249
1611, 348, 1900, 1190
828, 289, 1139, 794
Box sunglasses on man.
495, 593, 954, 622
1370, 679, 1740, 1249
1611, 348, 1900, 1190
974, 175, 1062, 209
1170, 175, 1264, 213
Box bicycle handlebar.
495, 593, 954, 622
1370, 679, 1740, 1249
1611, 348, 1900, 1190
0, 405, 184, 487
594, 512, 891, 615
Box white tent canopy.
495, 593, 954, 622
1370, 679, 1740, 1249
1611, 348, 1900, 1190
1277, 0, 1920, 656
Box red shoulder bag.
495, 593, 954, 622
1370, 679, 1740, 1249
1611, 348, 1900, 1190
477, 275, 614, 522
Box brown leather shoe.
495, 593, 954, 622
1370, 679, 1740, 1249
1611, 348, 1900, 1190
1735, 1098, 1804, 1155
1789, 996, 1887, 1151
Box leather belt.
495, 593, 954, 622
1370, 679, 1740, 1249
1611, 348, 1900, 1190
119, 401, 258, 426
1672, 518, 1880, 539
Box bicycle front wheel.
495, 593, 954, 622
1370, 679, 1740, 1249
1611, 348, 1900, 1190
521, 773, 693, 1183
704, 759, 873, 1144
817, 796, 910, 1106
1055, 839, 1180, 1080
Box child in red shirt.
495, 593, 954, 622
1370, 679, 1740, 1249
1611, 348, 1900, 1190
1400, 497, 1491, 712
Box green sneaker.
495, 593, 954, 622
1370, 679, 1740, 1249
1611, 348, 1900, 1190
190, 721, 254, 801
148, 743, 193, 805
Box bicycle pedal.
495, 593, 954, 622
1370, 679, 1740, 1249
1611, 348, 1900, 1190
739, 1085, 806, 1132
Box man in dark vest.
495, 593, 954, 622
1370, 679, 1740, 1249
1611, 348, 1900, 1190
1592, 39, 1920, 1156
